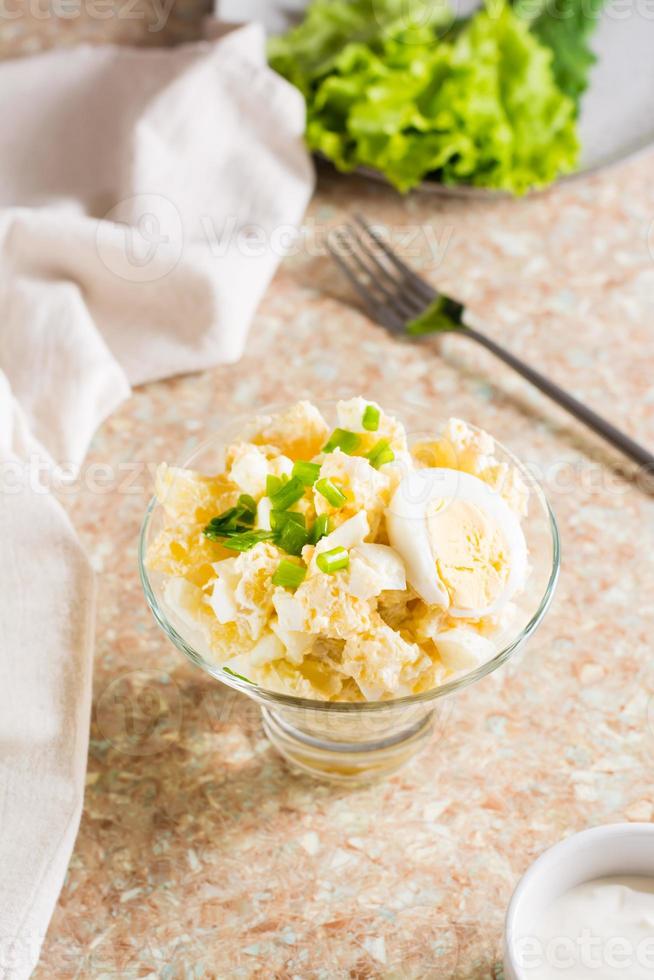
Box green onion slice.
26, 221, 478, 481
237, 493, 257, 517
309, 514, 331, 545
266, 473, 288, 497
204, 509, 240, 539
315, 477, 347, 508
322, 428, 360, 455
223, 665, 253, 684
204, 493, 257, 539
277, 519, 309, 556
362, 404, 380, 431
272, 559, 307, 589
366, 438, 395, 469
268, 475, 305, 511
293, 460, 321, 486
221, 530, 275, 552
316, 546, 350, 574
270, 510, 306, 532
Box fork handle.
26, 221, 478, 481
463, 325, 654, 472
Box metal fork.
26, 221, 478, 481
327, 215, 654, 474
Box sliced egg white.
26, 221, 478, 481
208, 557, 240, 623
313, 510, 369, 556
386, 467, 527, 618
348, 544, 406, 601
433, 628, 496, 671
270, 618, 313, 665
256, 496, 272, 531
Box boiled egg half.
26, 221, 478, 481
386, 467, 527, 618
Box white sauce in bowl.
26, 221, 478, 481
518, 876, 654, 979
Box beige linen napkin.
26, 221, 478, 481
0, 24, 313, 979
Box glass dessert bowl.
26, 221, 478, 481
139, 399, 560, 784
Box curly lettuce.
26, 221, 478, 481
514, 0, 605, 105
269, 0, 580, 194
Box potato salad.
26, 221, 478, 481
147, 399, 530, 702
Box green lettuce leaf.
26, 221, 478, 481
269, 0, 580, 194
514, 0, 605, 105
268, 0, 451, 95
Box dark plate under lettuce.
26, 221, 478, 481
268, 0, 605, 194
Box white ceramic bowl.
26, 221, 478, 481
504, 823, 654, 980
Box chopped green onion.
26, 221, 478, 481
322, 428, 360, 455
270, 509, 306, 532
268, 475, 305, 511
316, 546, 350, 574
204, 494, 257, 539
292, 460, 321, 486
266, 473, 287, 497
237, 493, 257, 518
315, 477, 347, 508
362, 404, 380, 431
277, 519, 309, 556
204, 508, 239, 539
366, 438, 395, 469
223, 666, 253, 684
309, 514, 331, 545
272, 559, 307, 589
221, 530, 275, 552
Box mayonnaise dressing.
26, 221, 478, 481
517, 876, 654, 979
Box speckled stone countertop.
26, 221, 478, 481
28, 137, 654, 976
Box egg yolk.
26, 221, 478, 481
427, 498, 510, 612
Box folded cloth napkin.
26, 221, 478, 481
0, 24, 313, 979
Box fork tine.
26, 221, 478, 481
349, 224, 426, 319
341, 227, 419, 321
326, 237, 405, 333
328, 231, 391, 309
331, 229, 411, 324
353, 213, 437, 304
